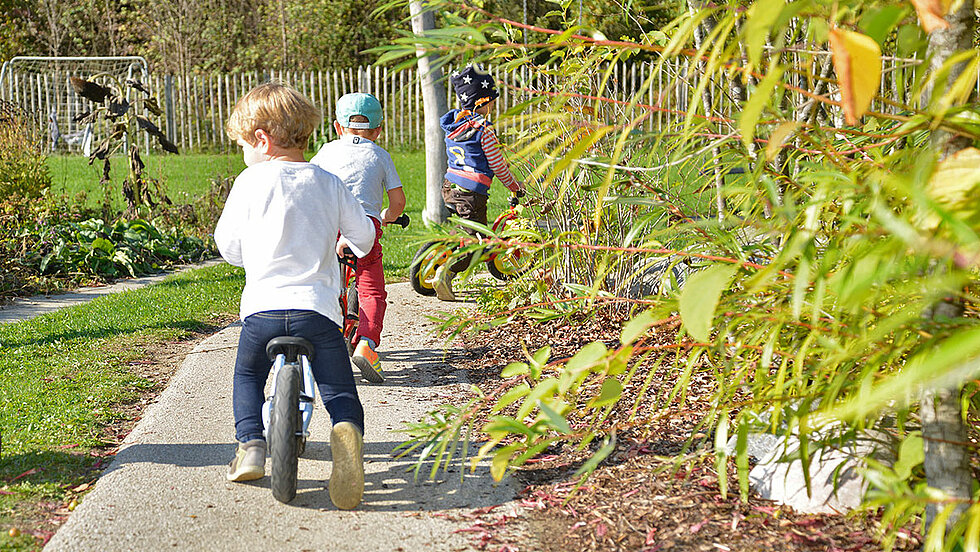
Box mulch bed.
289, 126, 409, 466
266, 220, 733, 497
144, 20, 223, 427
444, 308, 921, 552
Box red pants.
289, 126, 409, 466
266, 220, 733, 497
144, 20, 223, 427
355, 217, 387, 345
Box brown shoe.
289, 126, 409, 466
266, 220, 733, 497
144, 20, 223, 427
434, 266, 456, 301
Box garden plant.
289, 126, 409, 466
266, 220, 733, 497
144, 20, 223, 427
375, 0, 980, 549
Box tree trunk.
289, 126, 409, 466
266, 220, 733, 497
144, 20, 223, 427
409, 0, 449, 226
918, 0, 977, 539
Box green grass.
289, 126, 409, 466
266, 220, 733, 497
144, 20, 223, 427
45, 149, 518, 281
0, 263, 243, 551
46, 153, 248, 212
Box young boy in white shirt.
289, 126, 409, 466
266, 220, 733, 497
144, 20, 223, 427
215, 82, 376, 510
310, 93, 405, 383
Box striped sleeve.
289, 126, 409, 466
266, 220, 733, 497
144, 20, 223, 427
479, 125, 521, 192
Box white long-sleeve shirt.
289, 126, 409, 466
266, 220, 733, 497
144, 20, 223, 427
214, 160, 376, 324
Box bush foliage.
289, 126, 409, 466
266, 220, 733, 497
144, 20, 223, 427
0, 101, 221, 302
0, 100, 51, 199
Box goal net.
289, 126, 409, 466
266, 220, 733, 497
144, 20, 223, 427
0, 56, 149, 155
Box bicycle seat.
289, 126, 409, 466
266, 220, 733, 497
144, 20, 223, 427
266, 336, 315, 363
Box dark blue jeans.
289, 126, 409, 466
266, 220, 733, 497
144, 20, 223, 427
233, 310, 364, 443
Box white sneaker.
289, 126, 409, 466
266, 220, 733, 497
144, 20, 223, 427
434, 266, 456, 301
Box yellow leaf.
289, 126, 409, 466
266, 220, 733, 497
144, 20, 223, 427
829, 29, 882, 125
911, 0, 953, 33
765, 121, 800, 160
916, 147, 980, 230
491, 445, 519, 482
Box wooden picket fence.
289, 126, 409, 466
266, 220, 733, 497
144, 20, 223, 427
0, 56, 960, 155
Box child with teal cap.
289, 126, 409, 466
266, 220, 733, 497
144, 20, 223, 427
311, 92, 406, 383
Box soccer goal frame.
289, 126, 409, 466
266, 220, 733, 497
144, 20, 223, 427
0, 56, 149, 155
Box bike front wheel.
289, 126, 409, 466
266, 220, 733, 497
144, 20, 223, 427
269, 362, 302, 503
487, 245, 532, 281
409, 241, 450, 296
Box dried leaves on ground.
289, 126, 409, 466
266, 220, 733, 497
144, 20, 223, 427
449, 308, 920, 552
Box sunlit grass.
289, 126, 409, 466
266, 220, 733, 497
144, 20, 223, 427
0, 263, 243, 551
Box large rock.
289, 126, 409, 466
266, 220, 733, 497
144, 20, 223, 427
730, 430, 895, 515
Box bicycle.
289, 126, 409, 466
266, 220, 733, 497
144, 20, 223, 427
409, 193, 531, 296
260, 215, 410, 504
262, 335, 316, 503
338, 214, 409, 354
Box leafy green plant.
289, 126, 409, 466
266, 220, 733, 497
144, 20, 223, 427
379, 0, 980, 549
0, 100, 51, 199
18, 218, 208, 280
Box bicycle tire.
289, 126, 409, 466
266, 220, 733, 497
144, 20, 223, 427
269, 362, 302, 503
487, 247, 531, 281
345, 280, 359, 354
409, 241, 446, 296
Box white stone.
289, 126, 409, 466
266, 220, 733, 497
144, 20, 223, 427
747, 431, 895, 514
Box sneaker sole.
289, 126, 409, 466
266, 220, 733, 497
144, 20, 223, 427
226, 465, 264, 482
329, 422, 364, 510
352, 355, 385, 383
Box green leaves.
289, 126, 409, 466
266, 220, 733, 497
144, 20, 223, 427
589, 377, 623, 408
679, 264, 738, 342
743, 0, 785, 68
739, 65, 785, 150
26, 218, 208, 279
620, 309, 656, 345
858, 5, 908, 46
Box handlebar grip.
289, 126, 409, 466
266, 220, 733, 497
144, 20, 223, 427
392, 214, 410, 228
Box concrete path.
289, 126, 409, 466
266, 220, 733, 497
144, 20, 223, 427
42, 280, 525, 552
0, 259, 224, 325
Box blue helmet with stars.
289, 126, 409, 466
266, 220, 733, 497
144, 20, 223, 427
450, 64, 499, 110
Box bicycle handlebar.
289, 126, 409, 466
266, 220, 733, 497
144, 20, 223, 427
390, 213, 410, 228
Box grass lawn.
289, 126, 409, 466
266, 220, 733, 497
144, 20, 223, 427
46, 153, 247, 208
0, 263, 243, 551
46, 148, 517, 281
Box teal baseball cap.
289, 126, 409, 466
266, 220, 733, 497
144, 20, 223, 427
336, 93, 383, 129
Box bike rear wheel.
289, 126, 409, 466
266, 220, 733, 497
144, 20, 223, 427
269, 363, 302, 503
409, 241, 449, 296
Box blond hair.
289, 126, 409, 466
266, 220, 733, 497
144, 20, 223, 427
225, 82, 321, 150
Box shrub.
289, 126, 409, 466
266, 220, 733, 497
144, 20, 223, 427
18, 217, 209, 280
155, 175, 234, 240
0, 100, 51, 199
